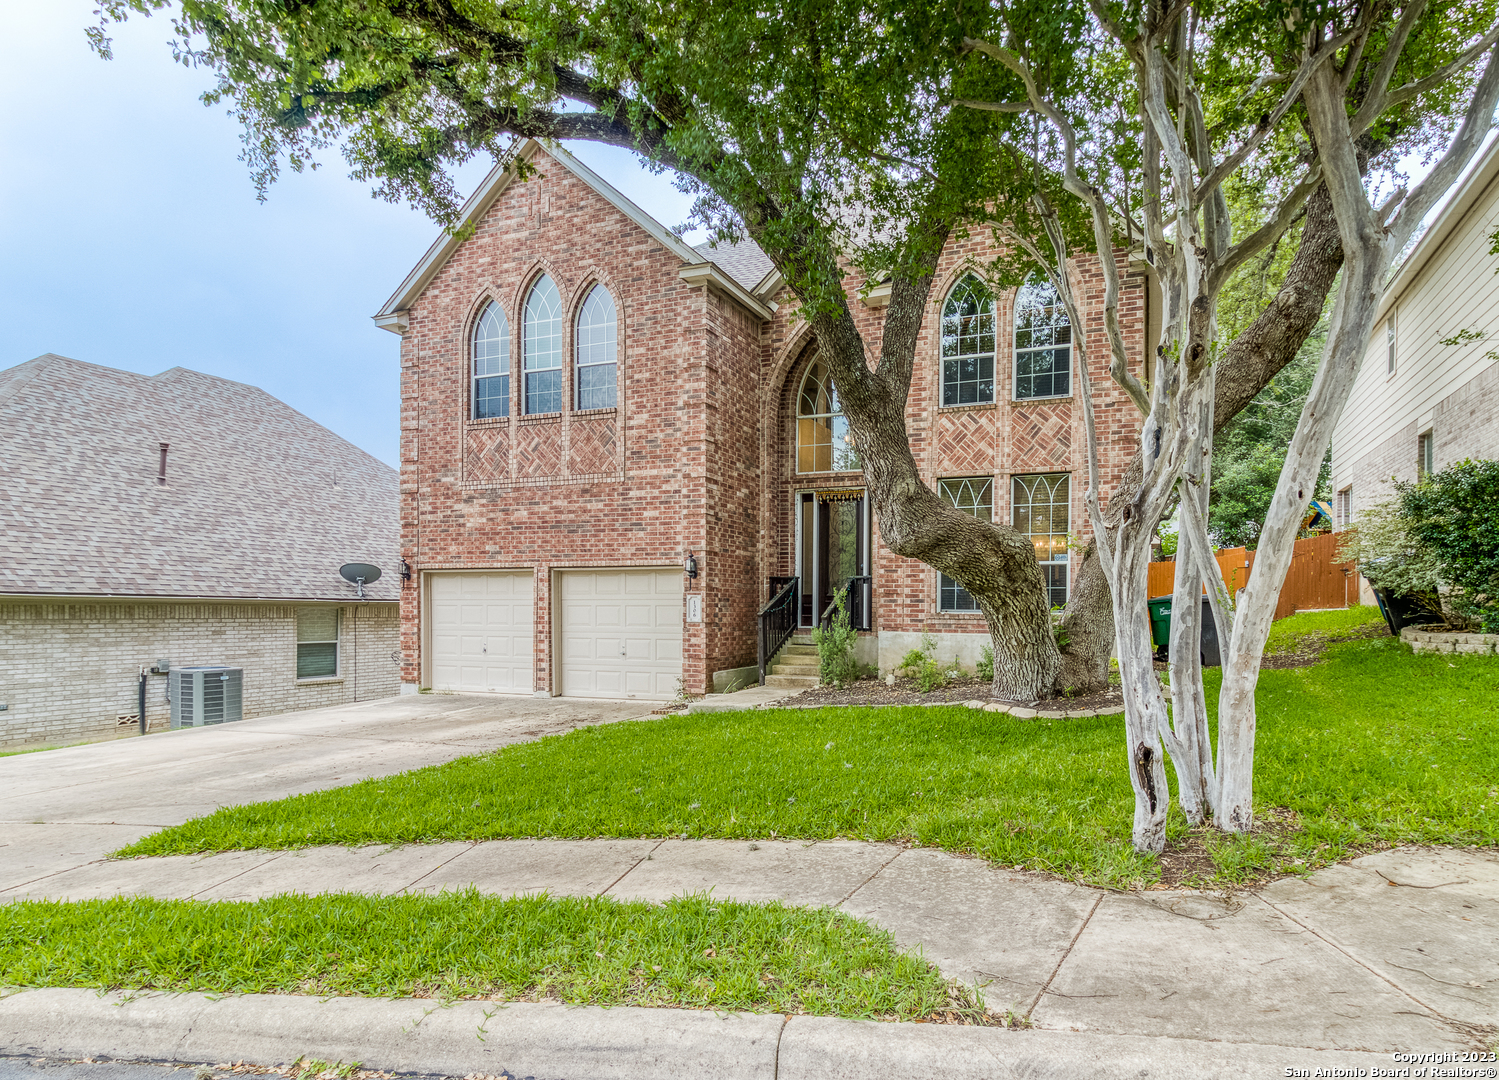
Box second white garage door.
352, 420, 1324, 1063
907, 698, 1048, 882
428, 571, 534, 694
559, 569, 683, 699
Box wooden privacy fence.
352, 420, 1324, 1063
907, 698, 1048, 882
1148, 532, 1356, 620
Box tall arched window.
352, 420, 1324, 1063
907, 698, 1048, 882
1013, 472, 1071, 606
575, 284, 617, 410
1014, 278, 1071, 400
523, 274, 563, 414
796, 359, 859, 473
940, 275, 996, 406
472, 301, 510, 419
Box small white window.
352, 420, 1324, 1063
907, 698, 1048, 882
1419, 431, 1433, 477
575, 285, 618, 410
1337, 487, 1352, 528
523, 275, 563, 414
1386, 314, 1397, 375
938, 478, 994, 612
296, 608, 339, 679
1014, 278, 1072, 400
472, 301, 510, 419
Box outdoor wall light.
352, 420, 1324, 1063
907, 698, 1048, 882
399, 558, 412, 582
684, 553, 698, 580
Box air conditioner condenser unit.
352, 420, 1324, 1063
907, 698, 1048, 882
169, 666, 244, 729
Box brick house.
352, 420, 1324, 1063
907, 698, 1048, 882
0, 355, 402, 749
1331, 138, 1499, 557
376, 141, 1152, 700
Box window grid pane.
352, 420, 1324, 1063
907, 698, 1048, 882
796, 360, 859, 473
941, 276, 996, 406
575, 284, 618, 410
938, 477, 994, 612
1012, 473, 1070, 607
524, 275, 563, 414
472, 302, 510, 418
1014, 280, 1071, 401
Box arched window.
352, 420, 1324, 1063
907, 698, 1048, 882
471, 301, 510, 419
940, 275, 996, 406
796, 359, 859, 473
575, 284, 617, 410
1012, 472, 1071, 606
523, 274, 563, 414
1014, 278, 1071, 400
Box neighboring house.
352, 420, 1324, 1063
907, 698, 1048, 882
1331, 139, 1499, 542
0, 355, 402, 749
375, 141, 1154, 700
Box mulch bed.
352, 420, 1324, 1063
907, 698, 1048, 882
1258, 619, 1392, 668
781, 674, 1125, 714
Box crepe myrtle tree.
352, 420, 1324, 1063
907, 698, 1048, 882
960, 0, 1499, 848
89, 0, 1112, 701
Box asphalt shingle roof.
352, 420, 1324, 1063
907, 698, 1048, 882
0, 355, 399, 603
693, 239, 776, 291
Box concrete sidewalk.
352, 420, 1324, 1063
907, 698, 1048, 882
0, 988, 1426, 1080
3, 837, 1495, 1055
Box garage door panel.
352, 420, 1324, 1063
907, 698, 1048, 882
560, 570, 682, 700
429, 572, 534, 694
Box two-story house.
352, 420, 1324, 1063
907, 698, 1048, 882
375, 141, 1151, 700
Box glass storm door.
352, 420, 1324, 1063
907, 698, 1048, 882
797, 491, 868, 627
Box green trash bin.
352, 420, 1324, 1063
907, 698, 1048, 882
1147, 595, 1173, 656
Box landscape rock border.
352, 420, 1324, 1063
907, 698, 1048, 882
1400, 625, 1499, 655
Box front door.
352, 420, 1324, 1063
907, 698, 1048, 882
797, 491, 869, 627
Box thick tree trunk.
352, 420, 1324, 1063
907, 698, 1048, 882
803, 269, 1064, 702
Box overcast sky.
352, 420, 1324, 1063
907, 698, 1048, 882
0, 3, 702, 468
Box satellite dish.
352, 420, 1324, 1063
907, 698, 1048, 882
340, 562, 383, 599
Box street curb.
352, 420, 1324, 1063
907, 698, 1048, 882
0, 989, 1406, 1079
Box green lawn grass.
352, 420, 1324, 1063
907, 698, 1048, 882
0, 891, 965, 1019
1263, 603, 1386, 654
119, 624, 1499, 888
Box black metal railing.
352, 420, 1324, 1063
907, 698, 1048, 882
818, 575, 873, 632
757, 577, 800, 685
847, 575, 872, 631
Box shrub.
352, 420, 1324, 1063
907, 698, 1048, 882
1336, 497, 1445, 620
897, 633, 947, 692
811, 590, 859, 688
1400, 459, 1499, 634
977, 643, 995, 683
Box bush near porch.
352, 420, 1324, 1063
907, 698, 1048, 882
122, 609, 1499, 889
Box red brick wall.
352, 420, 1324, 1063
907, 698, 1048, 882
397, 148, 762, 695
758, 240, 1145, 640
397, 148, 1146, 694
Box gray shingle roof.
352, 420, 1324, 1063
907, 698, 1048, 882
693, 239, 776, 291
0, 355, 399, 603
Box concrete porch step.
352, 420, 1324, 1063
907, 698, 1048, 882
764, 673, 819, 689
771, 661, 820, 676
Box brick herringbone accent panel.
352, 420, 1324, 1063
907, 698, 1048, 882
515, 422, 562, 479
1011, 403, 1072, 469
464, 426, 509, 484
569, 416, 617, 476
936, 410, 996, 476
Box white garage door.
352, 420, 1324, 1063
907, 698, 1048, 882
429, 572, 534, 694
559, 569, 683, 699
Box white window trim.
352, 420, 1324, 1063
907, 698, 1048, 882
940, 275, 997, 408
471, 301, 511, 420
295, 608, 341, 681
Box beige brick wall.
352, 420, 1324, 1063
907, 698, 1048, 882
0, 599, 400, 750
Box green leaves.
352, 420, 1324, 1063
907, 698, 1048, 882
1400, 459, 1499, 633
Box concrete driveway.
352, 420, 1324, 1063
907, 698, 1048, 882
0, 694, 657, 894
